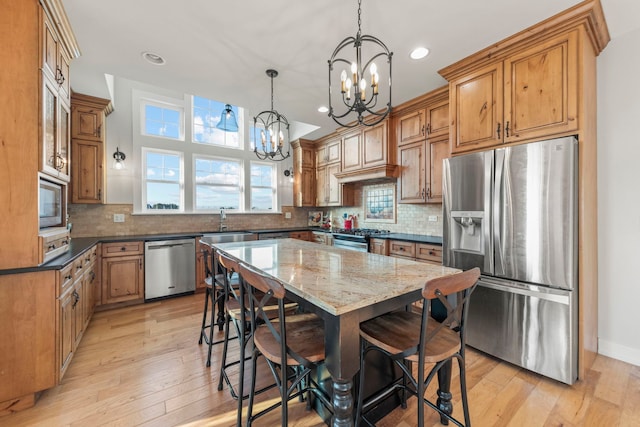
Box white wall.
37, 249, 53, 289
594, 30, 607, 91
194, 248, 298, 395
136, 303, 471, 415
597, 25, 640, 366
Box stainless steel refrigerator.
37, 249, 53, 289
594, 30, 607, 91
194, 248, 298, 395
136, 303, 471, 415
442, 136, 578, 384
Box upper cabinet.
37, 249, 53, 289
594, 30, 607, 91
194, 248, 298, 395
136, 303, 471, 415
336, 119, 397, 183
440, 0, 609, 156
70, 93, 112, 204
394, 86, 450, 204
315, 135, 354, 207
447, 31, 578, 154
291, 139, 316, 207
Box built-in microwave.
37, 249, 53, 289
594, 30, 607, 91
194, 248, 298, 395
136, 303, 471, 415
39, 175, 66, 229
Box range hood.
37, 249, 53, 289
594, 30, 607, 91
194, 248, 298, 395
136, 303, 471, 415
335, 165, 399, 183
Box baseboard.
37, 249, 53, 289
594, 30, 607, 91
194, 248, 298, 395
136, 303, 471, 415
598, 338, 640, 367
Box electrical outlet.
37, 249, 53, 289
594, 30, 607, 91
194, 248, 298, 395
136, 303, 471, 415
285, 212, 292, 219
113, 213, 125, 223
428, 215, 438, 222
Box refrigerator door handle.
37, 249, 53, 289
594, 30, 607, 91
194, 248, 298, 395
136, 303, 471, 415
493, 149, 505, 276
478, 277, 571, 305
483, 152, 494, 275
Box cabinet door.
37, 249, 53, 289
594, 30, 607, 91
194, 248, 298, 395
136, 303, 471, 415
398, 141, 426, 204
316, 145, 328, 167
342, 132, 362, 171
41, 10, 58, 83
73, 281, 83, 347
316, 166, 327, 206
83, 267, 95, 327
57, 99, 71, 181
326, 139, 341, 164
426, 135, 449, 203
425, 99, 449, 138
296, 167, 315, 207
59, 287, 74, 378
41, 76, 59, 178
369, 238, 388, 255
71, 105, 104, 141
57, 47, 70, 102
362, 121, 387, 168
327, 163, 341, 206
396, 109, 425, 146
504, 30, 578, 142
102, 255, 144, 304
450, 62, 504, 153
71, 139, 103, 204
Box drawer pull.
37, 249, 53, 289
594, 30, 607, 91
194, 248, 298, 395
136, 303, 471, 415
121, 247, 126, 251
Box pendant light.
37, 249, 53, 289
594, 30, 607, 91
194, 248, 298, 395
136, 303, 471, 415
216, 104, 239, 132
328, 0, 393, 127
253, 69, 290, 161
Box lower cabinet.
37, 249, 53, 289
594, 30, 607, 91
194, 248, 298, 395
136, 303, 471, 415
388, 239, 442, 265
58, 244, 98, 381
312, 231, 333, 245
195, 241, 208, 292
289, 230, 311, 241
369, 238, 389, 255
101, 241, 144, 305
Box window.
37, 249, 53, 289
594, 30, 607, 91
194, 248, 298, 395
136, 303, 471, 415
143, 149, 183, 211
250, 162, 275, 211
192, 96, 241, 148
194, 156, 242, 211
142, 101, 183, 140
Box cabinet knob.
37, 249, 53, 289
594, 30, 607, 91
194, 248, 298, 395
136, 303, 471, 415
120, 247, 126, 251
505, 121, 510, 138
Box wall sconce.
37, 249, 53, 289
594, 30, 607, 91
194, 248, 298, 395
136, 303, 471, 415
113, 147, 126, 170
283, 167, 294, 183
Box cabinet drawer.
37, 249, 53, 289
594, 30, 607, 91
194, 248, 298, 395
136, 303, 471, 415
59, 263, 74, 294
389, 240, 416, 258
102, 241, 144, 257
415, 243, 442, 264
72, 257, 85, 276
289, 231, 310, 241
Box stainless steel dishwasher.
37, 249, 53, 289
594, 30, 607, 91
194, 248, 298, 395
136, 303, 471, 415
145, 238, 195, 300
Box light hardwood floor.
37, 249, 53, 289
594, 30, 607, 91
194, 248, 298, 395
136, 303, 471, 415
1, 294, 638, 427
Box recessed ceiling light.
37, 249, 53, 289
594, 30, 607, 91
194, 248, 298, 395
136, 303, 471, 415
410, 47, 430, 60
318, 106, 329, 113
142, 51, 166, 65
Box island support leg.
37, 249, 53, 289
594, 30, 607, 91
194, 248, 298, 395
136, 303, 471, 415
332, 379, 353, 427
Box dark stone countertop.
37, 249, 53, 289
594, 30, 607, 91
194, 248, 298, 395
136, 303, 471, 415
377, 233, 443, 245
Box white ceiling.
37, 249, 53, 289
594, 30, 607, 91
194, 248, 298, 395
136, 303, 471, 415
61, 0, 638, 140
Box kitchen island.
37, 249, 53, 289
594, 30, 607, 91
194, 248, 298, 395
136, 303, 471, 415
208, 238, 460, 427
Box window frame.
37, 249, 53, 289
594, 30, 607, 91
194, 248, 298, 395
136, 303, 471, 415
141, 147, 185, 213
249, 161, 277, 212
192, 154, 244, 212
140, 98, 185, 141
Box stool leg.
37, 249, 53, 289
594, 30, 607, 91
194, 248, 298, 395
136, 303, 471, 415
206, 287, 216, 367
436, 359, 453, 425
198, 287, 210, 345
218, 312, 231, 391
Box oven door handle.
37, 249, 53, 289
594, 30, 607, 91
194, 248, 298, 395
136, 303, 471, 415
333, 238, 368, 252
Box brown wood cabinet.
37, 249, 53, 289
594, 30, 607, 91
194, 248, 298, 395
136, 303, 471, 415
394, 86, 450, 204
101, 241, 144, 306
446, 30, 579, 154
314, 135, 354, 207
70, 93, 111, 204
291, 139, 316, 207
289, 230, 312, 241
196, 241, 208, 292
387, 239, 442, 265
311, 231, 333, 246
369, 238, 388, 256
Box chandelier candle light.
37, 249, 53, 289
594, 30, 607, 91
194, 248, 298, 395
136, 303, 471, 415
328, 0, 392, 127
253, 69, 290, 161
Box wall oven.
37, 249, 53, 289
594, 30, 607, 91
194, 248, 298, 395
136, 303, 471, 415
39, 175, 65, 229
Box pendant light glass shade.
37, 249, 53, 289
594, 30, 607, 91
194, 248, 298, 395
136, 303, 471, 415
216, 104, 239, 132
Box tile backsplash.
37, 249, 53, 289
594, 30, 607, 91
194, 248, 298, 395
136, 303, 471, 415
68, 183, 443, 238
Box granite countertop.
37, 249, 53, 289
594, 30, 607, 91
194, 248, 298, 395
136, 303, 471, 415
1, 228, 441, 275
379, 233, 443, 245
213, 238, 458, 316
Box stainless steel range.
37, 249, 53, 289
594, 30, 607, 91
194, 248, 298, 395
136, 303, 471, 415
332, 229, 390, 252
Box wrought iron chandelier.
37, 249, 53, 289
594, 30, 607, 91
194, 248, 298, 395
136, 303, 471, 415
253, 69, 290, 161
328, 0, 393, 128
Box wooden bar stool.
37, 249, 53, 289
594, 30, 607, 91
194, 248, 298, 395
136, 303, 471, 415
355, 267, 481, 427
238, 261, 333, 427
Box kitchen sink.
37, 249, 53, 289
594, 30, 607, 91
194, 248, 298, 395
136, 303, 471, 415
199, 232, 257, 244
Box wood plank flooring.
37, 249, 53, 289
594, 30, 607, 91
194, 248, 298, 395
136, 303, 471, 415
1, 294, 638, 427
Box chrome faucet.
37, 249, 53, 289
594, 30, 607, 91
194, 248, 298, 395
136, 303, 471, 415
219, 209, 227, 232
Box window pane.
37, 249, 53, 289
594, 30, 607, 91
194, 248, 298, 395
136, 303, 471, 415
146, 152, 181, 182
195, 185, 240, 210
144, 103, 182, 139
192, 96, 240, 148
251, 164, 272, 187
251, 188, 273, 210
194, 158, 240, 185
146, 182, 180, 210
